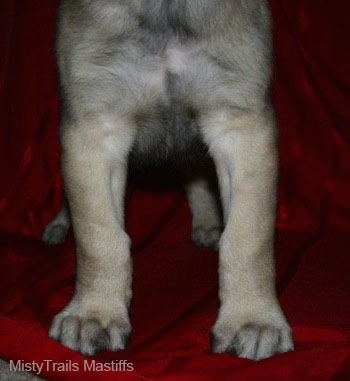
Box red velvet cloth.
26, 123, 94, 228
1, 0, 350, 379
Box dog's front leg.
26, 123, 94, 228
202, 109, 293, 360
49, 115, 135, 356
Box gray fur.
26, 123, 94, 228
57, 0, 271, 165
45, 0, 294, 360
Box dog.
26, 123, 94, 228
43, 0, 294, 360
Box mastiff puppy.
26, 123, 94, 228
43, 0, 294, 360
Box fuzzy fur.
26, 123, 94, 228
44, 0, 293, 360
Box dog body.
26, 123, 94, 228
44, 0, 293, 360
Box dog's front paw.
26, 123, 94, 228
211, 316, 293, 360
192, 226, 221, 250
49, 305, 131, 356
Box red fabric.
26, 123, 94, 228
1, 0, 350, 379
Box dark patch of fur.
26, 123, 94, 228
130, 99, 207, 169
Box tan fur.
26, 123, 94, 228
43, 0, 294, 360
49, 114, 135, 354
202, 108, 292, 359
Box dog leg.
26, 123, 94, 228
49, 114, 135, 356
182, 163, 222, 250
42, 199, 71, 245
202, 109, 293, 360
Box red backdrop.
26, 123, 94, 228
1, 0, 350, 379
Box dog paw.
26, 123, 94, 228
211, 320, 293, 360
49, 309, 131, 356
192, 226, 221, 250
42, 222, 69, 245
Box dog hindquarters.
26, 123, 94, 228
49, 114, 135, 356
202, 109, 293, 360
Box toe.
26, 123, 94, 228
211, 322, 293, 360
107, 320, 132, 350
49, 311, 132, 355
80, 320, 110, 356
